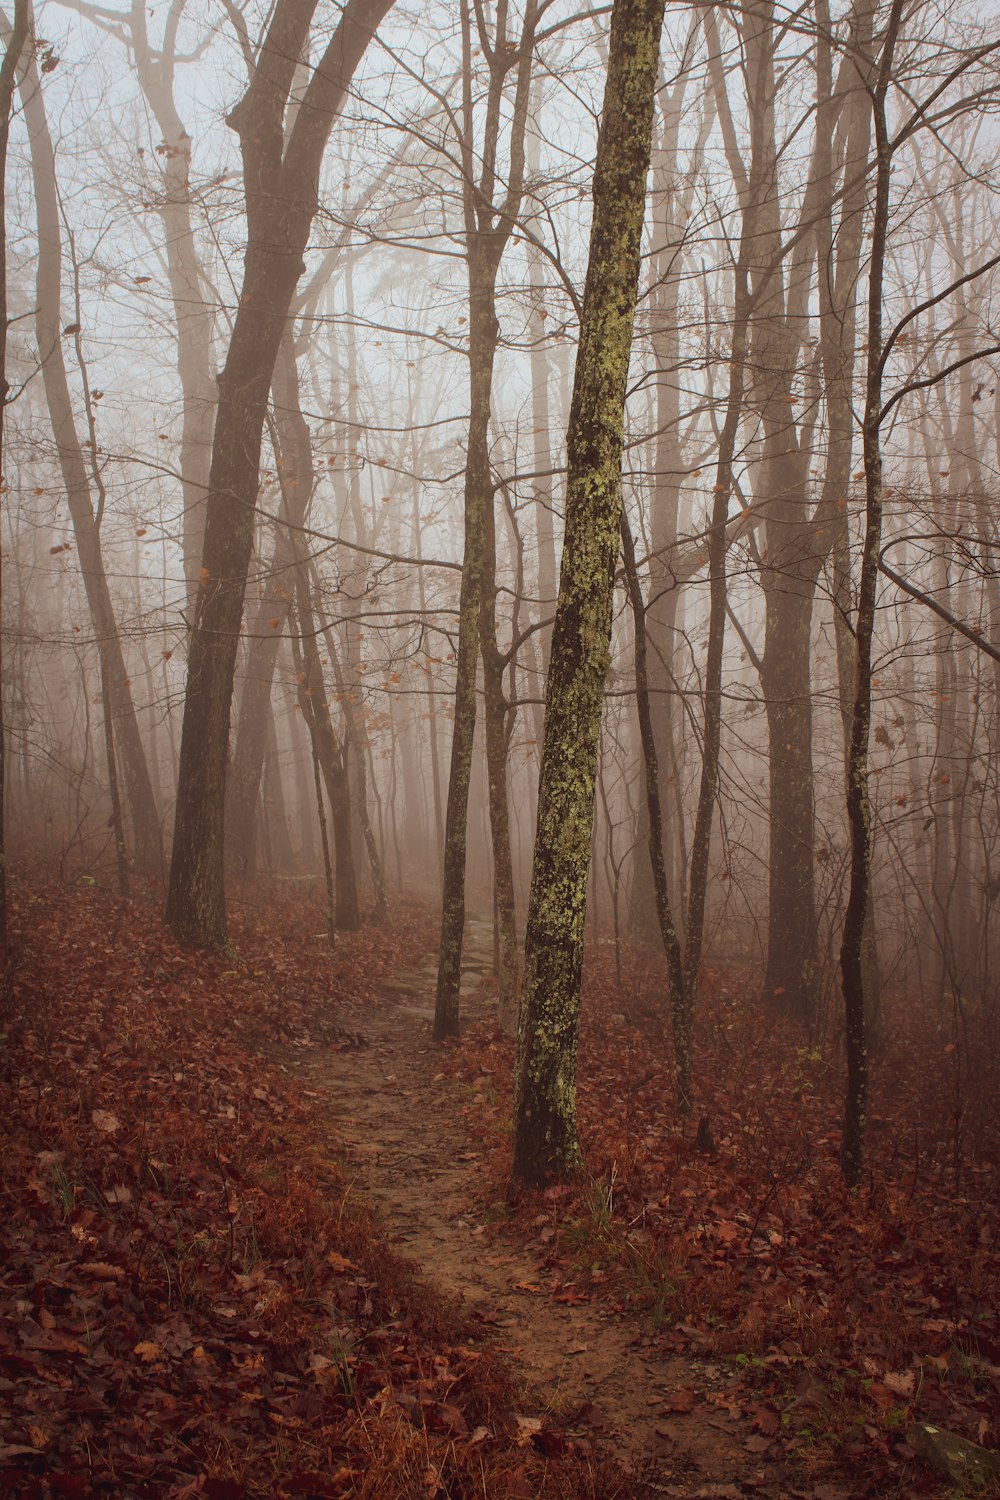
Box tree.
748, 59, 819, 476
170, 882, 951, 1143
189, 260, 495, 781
512, 0, 665, 1187
0, 0, 28, 948
433, 0, 538, 1039
165, 0, 396, 948
20, 24, 163, 874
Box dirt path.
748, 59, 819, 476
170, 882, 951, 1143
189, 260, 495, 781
282, 918, 791, 1498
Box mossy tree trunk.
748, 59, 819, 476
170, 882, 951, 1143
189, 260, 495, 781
165, 0, 395, 949
511, 0, 666, 1187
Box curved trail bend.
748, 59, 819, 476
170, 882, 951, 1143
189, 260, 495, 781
281, 917, 790, 1499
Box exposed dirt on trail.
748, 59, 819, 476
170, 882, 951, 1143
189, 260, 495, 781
277, 918, 796, 1499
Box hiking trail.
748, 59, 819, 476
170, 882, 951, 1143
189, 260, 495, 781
279, 916, 795, 1499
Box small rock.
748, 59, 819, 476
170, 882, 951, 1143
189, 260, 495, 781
908, 1422, 1000, 1488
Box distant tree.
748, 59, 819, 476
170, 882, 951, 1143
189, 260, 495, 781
512, 0, 666, 1186
20, 28, 163, 874
433, 0, 538, 1039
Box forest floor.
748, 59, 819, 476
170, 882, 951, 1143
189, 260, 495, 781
1, 874, 998, 1499
283, 915, 764, 1495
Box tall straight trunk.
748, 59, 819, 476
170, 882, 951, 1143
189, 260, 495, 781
166, 0, 395, 948
273, 394, 360, 928
818, 0, 879, 1021
434, 266, 496, 1031
263, 707, 295, 870
840, 0, 904, 1188
290, 595, 360, 930
620, 509, 685, 1012
741, 0, 876, 1021
512, 0, 665, 1185
526, 74, 558, 726
316, 608, 389, 922
744, 0, 818, 1020
632, 23, 702, 940
434, 0, 536, 1037
21, 38, 162, 872
226, 332, 313, 874
680, 280, 750, 1091
481, 483, 519, 1029
411, 475, 445, 868
0, 0, 28, 946
291, 694, 317, 864
128, 4, 217, 613
99, 652, 129, 896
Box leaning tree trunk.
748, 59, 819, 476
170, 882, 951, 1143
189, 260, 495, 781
165, 0, 395, 948
512, 0, 666, 1186
21, 36, 162, 873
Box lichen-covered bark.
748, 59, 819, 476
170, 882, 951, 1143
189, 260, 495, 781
511, 0, 666, 1187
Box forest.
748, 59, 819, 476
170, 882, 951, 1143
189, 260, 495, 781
0, 0, 999, 1493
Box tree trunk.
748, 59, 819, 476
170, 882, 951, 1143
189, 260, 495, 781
840, 0, 904, 1188
226, 332, 313, 875
512, 0, 665, 1185
21, 38, 162, 874
165, 0, 395, 947
129, 9, 217, 616
317, 608, 390, 923
290, 598, 360, 931
0, 0, 28, 945
434, 265, 492, 1034
434, 0, 536, 1037
480, 493, 520, 1029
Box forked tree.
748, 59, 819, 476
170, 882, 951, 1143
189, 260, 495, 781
165, 0, 396, 948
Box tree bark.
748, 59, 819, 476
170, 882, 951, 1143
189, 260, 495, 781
840, 0, 905, 1188
512, 0, 665, 1185
434, 0, 536, 1036
225, 333, 312, 876
165, 0, 395, 947
0, 0, 29, 945
21, 35, 162, 873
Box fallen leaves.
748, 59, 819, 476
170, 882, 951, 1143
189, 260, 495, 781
445, 938, 1000, 1498
0, 881, 626, 1500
